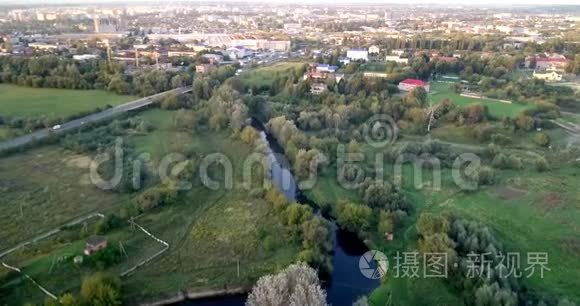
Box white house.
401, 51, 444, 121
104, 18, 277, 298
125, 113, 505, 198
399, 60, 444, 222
384, 55, 409, 64
533, 70, 562, 82
346, 49, 369, 61
73, 54, 99, 61
369, 45, 380, 54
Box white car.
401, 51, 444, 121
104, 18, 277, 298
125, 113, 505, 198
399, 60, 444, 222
52, 124, 61, 130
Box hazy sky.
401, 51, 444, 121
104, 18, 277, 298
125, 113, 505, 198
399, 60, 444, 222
1, 0, 579, 5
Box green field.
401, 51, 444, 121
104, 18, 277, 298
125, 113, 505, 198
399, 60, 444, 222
429, 81, 532, 118
0, 109, 300, 305
0, 84, 136, 120
0, 146, 129, 249
239, 62, 305, 88
305, 137, 580, 305
360, 62, 387, 72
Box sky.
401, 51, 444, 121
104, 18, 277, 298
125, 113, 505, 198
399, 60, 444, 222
1, 0, 579, 5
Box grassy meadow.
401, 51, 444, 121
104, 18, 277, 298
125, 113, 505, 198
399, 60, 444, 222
0, 84, 136, 120
239, 62, 306, 88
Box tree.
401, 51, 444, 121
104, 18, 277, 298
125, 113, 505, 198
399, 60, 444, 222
378, 210, 395, 234
535, 157, 549, 172
161, 93, 180, 110
80, 272, 122, 306
246, 262, 328, 306
514, 114, 534, 131
170, 74, 185, 88
336, 202, 371, 234
534, 132, 550, 147
240, 126, 260, 144
417, 213, 450, 237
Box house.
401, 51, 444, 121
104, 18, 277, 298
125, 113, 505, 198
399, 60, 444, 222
73, 54, 99, 61
225, 46, 252, 60
167, 51, 197, 58
535, 57, 569, 71
384, 55, 409, 64
363, 72, 390, 78
28, 42, 58, 50
346, 49, 369, 61
398, 79, 430, 92
533, 69, 562, 82
84, 236, 108, 256
315, 64, 338, 73
368, 45, 380, 54
202, 54, 223, 64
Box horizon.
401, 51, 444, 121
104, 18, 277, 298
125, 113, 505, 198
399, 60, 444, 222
1, 0, 580, 7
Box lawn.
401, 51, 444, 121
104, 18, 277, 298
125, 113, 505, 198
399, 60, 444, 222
239, 62, 306, 88
0, 84, 136, 120
360, 62, 387, 72
429, 81, 532, 118
0, 109, 301, 305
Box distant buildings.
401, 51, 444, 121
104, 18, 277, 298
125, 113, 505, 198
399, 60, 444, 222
167, 51, 196, 58
28, 42, 59, 50
398, 79, 430, 92
346, 49, 369, 61
230, 39, 291, 52
73, 54, 99, 61
384, 55, 409, 64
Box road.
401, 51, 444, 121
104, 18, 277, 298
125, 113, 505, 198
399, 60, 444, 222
0, 86, 192, 151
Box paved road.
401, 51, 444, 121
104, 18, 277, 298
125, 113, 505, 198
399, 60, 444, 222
0, 86, 192, 151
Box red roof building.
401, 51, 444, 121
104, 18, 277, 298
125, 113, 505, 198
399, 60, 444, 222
398, 78, 430, 92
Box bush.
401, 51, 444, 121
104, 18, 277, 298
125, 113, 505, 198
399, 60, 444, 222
534, 132, 550, 147
535, 157, 550, 172
490, 133, 511, 145
492, 153, 522, 170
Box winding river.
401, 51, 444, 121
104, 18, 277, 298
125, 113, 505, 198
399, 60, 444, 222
178, 120, 379, 306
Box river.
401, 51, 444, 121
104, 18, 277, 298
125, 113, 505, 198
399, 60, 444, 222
178, 119, 379, 306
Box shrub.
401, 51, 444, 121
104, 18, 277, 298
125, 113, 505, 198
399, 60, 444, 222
534, 132, 550, 147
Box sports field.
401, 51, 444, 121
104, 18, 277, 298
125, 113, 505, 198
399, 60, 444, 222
429, 81, 532, 118
0, 84, 136, 120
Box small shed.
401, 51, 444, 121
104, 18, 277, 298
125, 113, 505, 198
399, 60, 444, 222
84, 236, 108, 256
